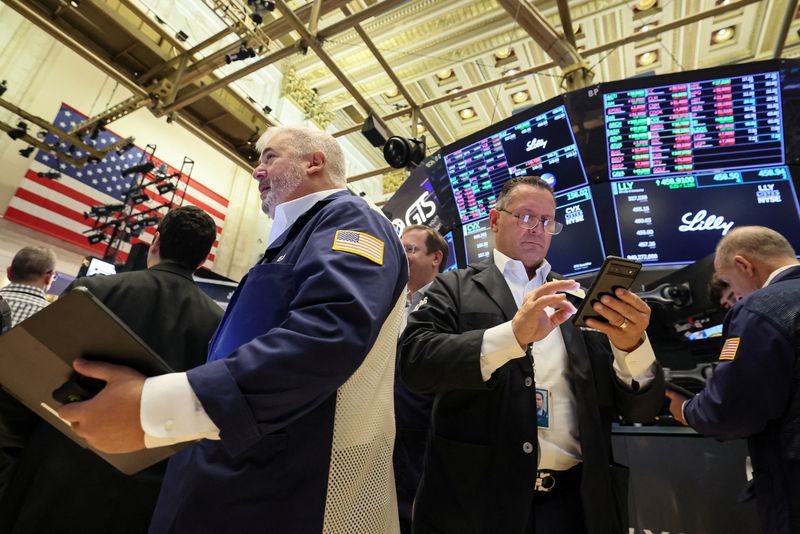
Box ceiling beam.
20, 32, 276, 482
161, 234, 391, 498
334, 0, 762, 138
350, 20, 445, 147
273, 0, 390, 133
496, 0, 592, 90
773, 0, 800, 58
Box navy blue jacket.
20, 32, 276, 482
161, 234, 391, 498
150, 192, 407, 533
685, 264, 800, 534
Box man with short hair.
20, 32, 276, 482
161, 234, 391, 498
0, 206, 223, 534
394, 224, 448, 533
57, 126, 408, 534
0, 246, 56, 326
401, 176, 665, 534
667, 225, 800, 534
0, 246, 56, 498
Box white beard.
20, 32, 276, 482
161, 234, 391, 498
262, 166, 305, 219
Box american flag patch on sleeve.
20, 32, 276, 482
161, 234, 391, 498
719, 337, 740, 361
332, 230, 384, 265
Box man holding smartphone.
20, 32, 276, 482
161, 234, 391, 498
400, 176, 665, 534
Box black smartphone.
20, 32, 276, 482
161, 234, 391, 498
572, 256, 642, 327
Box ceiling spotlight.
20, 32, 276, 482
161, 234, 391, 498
511, 90, 530, 104
36, 171, 61, 179
116, 138, 135, 155
156, 182, 176, 195
86, 204, 125, 218
87, 233, 106, 245
225, 45, 256, 64
494, 47, 513, 60
459, 107, 476, 120
636, 50, 659, 67
175, 30, 189, 42
436, 68, 454, 81
69, 0, 80, 7
384, 87, 399, 99
121, 161, 155, 176
383, 136, 426, 169
130, 192, 150, 205
712, 26, 736, 44
7, 121, 28, 140
19, 146, 35, 158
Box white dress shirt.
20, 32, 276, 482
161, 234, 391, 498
479, 249, 657, 470
141, 188, 346, 448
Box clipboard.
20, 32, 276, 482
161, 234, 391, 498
0, 287, 190, 474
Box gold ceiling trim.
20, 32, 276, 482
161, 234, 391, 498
281, 68, 335, 128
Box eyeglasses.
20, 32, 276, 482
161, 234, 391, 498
497, 208, 563, 235
403, 243, 419, 254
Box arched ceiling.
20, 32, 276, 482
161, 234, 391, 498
4, 0, 800, 197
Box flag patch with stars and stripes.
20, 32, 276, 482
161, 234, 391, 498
332, 230, 384, 265
719, 337, 740, 361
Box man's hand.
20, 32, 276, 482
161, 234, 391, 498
585, 288, 651, 352
665, 390, 689, 425
512, 280, 580, 347
57, 358, 147, 453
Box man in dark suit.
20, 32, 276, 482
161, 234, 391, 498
0, 205, 223, 534
400, 176, 665, 534
667, 226, 800, 534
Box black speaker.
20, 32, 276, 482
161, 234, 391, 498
361, 114, 391, 148
121, 243, 150, 272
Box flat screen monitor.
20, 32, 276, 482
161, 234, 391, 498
47, 272, 76, 296
83, 257, 116, 277
443, 102, 590, 225
599, 61, 800, 265
610, 167, 800, 264
604, 70, 784, 180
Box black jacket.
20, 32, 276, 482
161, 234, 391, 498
399, 260, 665, 534
0, 262, 224, 534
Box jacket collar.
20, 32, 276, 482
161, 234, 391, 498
149, 261, 195, 281
266, 190, 352, 254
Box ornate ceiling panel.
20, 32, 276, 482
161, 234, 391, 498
5, 0, 800, 196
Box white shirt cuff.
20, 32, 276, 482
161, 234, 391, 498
479, 321, 526, 381
611, 334, 657, 388
141, 373, 220, 448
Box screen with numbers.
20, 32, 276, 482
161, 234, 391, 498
599, 62, 800, 265
443, 103, 590, 225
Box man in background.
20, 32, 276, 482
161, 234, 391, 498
0, 246, 56, 497
0, 246, 55, 327
394, 224, 448, 533
667, 225, 800, 534
0, 205, 223, 534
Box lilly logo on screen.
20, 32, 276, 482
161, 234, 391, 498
525, 138, 548, 152
392, 192, 437, 235
678, 210, 734, 236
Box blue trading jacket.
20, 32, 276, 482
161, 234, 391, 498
685, 265, 800, 534
149, 191, 407, 534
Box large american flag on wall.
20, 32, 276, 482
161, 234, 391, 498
4, 103, 228, 268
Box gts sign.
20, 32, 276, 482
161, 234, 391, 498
392, 192, 437, 235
